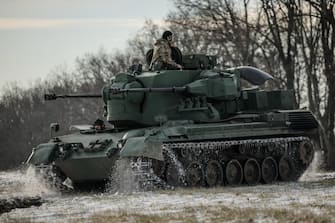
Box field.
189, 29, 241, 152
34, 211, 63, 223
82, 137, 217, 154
1, 153, 335, 223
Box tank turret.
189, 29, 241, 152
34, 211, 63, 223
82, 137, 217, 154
45, 62, 279, 128
101, 60, 293, 129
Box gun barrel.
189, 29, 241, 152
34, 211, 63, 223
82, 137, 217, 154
110, 87, 187, 94
44, 93, 101, 100
44, 87, 187, 100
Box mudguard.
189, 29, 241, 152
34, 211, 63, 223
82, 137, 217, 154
119, 137, 164, 161
27, 143, 58, 165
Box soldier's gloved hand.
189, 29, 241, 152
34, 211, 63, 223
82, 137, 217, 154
176, 64, 183, 70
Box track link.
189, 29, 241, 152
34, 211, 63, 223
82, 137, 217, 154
34, 164, 73, 192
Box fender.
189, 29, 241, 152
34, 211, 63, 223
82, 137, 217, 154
119, 124, 188, 161
27, 143, 58, 165
119, 137, 164, 161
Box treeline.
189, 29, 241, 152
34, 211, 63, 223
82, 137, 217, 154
1, 0, 335, 170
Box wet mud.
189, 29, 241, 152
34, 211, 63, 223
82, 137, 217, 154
0, 196, 43, 215
1, 152, 335, 223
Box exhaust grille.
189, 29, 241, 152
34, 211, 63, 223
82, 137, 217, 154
288, 111, 318, 130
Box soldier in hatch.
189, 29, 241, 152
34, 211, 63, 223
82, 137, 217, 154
93, 118, 105, 131
149, 31, 183, 70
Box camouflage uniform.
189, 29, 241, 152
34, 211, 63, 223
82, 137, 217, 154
150, 38, 180, 70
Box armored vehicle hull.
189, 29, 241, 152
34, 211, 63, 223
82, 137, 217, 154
28, 111, 317, 190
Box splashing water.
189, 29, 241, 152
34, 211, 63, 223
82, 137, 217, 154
0, 166, 57, 199
163, 147, 186, 181
107, 151, 189, 194
23, 165, 60, 196
299, 150, 324, 182
105, 158, 139, 194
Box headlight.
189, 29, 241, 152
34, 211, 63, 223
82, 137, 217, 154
59, 147, 64, 153
117, 140, 125, 149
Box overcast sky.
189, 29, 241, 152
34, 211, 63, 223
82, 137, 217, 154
0, 0, 172, 92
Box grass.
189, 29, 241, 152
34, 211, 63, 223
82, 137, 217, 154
80, 204, 332, 223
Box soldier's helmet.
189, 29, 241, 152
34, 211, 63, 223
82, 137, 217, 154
93, 119, 105, 130
162, 31, 173, 41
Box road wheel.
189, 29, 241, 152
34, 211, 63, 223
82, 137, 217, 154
261, 157, 278, 184
225, 159, 243, 186
205, 160, 223, 187
186, 161, 204, 187
166, 163, 185, 187
244, 158, 261, 185
299, 140, 314, 165
278, 156, 296, 181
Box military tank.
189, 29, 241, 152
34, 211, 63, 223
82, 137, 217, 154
27, 54, 318, 190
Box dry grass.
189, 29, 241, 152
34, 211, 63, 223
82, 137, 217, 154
81, 204, 332, 223
1, 217, 34, 223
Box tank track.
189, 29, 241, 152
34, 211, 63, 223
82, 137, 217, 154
130, 158, 171, 191
34, 164, 73, 192
130, 136, 314, 190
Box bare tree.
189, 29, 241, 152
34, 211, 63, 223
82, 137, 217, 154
167, 0, 265, 67
259, 0, 301, 105
302, 0, 335, 169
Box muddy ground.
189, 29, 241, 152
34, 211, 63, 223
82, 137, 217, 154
0, 152, 335, 223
